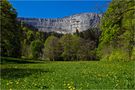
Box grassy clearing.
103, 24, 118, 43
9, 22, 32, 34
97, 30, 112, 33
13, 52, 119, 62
0, 58, 135, 89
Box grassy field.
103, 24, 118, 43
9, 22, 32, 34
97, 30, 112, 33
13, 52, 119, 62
1, 58, 135, 89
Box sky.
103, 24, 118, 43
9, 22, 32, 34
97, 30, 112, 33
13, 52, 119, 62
9, 0, 111, 18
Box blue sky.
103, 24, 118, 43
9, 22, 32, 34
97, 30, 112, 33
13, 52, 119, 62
9, 0, 111, 18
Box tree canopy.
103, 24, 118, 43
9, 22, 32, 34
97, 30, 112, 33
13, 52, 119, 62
1, 0, 21, 57
99, 0, 135, 61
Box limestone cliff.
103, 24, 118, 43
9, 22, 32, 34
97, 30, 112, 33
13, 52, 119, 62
17, 13, 102, 34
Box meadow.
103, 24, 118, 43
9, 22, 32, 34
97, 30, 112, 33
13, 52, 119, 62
1, 58, 135, 89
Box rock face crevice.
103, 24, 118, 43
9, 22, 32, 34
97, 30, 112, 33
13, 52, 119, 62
17, 13, 102, 34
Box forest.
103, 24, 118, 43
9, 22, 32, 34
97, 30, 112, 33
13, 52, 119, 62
1, 0, 134, 61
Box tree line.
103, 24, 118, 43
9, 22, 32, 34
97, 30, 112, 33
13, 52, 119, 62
1, 0, 135, 61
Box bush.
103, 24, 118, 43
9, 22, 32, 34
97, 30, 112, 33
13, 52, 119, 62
131, 47, 135, 61
106, 50, 129, 61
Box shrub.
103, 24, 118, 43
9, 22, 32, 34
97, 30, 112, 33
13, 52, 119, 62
108, 50, 128, 61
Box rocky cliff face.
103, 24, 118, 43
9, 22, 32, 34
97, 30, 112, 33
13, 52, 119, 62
17, 13, 102, 34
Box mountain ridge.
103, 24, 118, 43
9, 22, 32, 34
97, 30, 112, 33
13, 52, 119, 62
17, 13, 103, 34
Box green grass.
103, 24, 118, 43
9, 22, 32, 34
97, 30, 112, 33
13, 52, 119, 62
1, 57, 45, 64
1, 58, 135, 89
